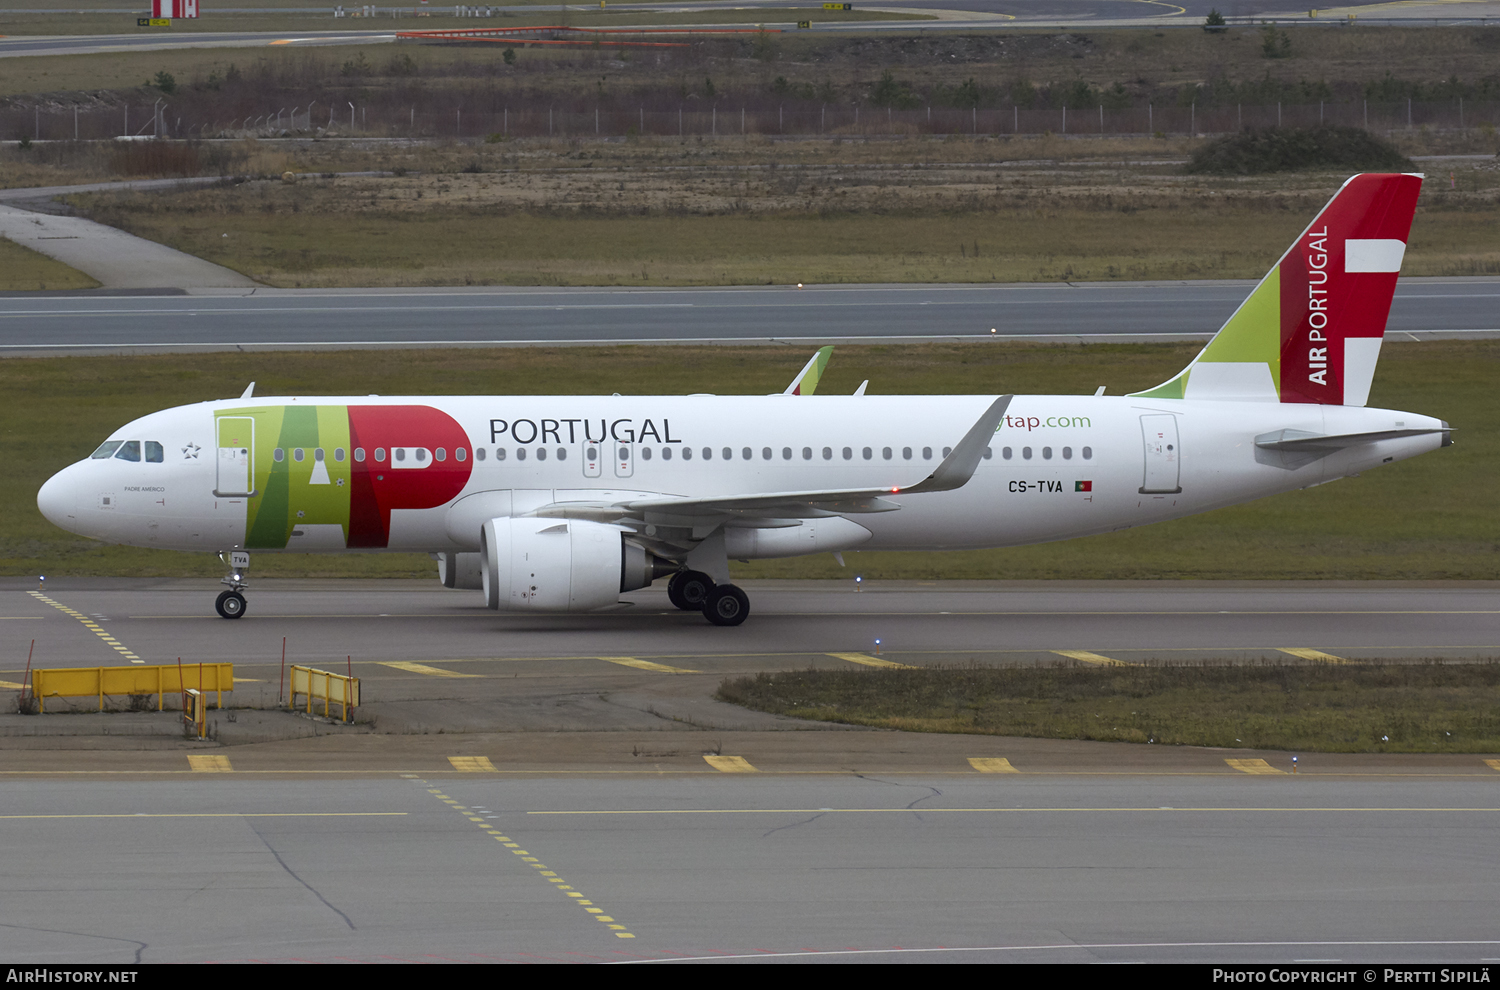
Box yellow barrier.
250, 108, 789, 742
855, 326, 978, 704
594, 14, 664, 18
31, 663, 233, 713
289, 665, 359, 722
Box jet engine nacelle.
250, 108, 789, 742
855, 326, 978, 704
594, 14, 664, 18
478, 517, 672, 612
435, 551, 484, 590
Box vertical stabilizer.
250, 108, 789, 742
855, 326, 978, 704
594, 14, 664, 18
1131, 173, 1422, 406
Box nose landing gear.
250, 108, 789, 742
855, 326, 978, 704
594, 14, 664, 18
216, 550, 249, 620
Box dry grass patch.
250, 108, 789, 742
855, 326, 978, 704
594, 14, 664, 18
0, 236, 99, 291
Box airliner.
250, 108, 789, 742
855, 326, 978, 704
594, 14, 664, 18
36, 173, 1449, 626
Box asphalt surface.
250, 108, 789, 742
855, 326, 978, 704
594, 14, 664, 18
2, 278, 1497, 352
7, 579, 1500, 963
7, 772, 1500, 963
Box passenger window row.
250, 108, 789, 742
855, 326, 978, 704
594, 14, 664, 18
999, 446, 1093, 461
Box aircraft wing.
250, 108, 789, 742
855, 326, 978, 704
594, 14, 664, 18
529, 395, 1012, 525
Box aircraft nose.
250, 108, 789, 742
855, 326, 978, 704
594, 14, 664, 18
37, 466, 79, 531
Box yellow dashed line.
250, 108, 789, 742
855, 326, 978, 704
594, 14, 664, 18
28, 592, 141, 662
827, 652, 912, 669
1226, 758, 1285, 775
448, 756, 498, 772
599, 656, 699, 673
703, 755, 759, 773
968, 757, 1020, 774
1053, 650, 1129, 666
187, 755, 232, 773
1279, 647, 1350, 664
415, 778, 636, 939
379, 661, 480, 678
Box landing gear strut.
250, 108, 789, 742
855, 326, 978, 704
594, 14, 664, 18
217, 550, 249, 620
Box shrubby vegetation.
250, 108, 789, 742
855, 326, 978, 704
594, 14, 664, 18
1186, 126, 1414, 175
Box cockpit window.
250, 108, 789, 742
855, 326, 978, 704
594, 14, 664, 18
144, 441, 164, 463
114, 440, 141, 462
91, 441, 123, 459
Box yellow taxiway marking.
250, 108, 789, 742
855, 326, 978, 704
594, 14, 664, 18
968, 758, 1020, 774
1279, 648, 1350, 663
448, 756, 498, 772
378, 661, 481, 678
1053, 650, 1129, 666
28, 591, 141, 662
827, 652, 912, 669
0, 679, 26, 690
1485, 760, 1500, 773
416, 778, 636, 939
599, 656, 699, 673
1226, 759, 1285, 775
703, 755, 759, 773
188, 755, 232, 773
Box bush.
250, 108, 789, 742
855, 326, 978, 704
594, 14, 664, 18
1203, 8, 1227, 32
1185, 126, 1415, 175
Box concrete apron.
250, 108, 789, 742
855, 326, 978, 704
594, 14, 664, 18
0, 201, 259, 290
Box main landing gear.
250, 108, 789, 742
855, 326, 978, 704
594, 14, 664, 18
667, 569, 750, 627
216, 550, 249, 620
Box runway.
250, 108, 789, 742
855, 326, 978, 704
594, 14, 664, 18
6, 579, 1500, 963
7, 771, 1500, 963
3, 278, 1497, 353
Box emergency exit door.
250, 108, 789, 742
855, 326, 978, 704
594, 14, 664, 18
1139, 414, 1182, 494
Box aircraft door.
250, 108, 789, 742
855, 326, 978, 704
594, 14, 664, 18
614, 443, 633, 478
216, 416, 254, 496
582, 442, 602, 478
1139, 414, 1182, 494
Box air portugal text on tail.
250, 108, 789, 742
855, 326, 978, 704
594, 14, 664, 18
1135, 172, 1422, 406
35, 173, 1451, 628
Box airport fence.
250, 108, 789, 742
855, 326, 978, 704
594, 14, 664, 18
2, 98, 1497, 143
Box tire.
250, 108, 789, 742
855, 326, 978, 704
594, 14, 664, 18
703, 584, 750, 627
667, 570, 713, 611
215, 590, 247, 620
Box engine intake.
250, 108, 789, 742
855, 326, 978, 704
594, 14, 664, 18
478, 517, 673, 612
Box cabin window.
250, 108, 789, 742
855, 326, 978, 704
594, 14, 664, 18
145, 441, 164, 463
516, 449, 527, 461
862, 447, 872, 460
842, 447, 852, 460
435, 448, 446, 462
642, 447, 653, 461
902, 447, 912, 460
983, 447, 992, 459
683, 447, 693, 461
702, 447, 712, 460
536, 448, 547, 462
455, 448, 466, 462
882, 447, 892, 460
274, 448, 285, 462
474, 448, 484, 461
394, 448, 406, 463
91, 441, 123, 459
1042, 447, 1053, 460
314, 448, 325, 463
294, 448, 305, 462
1022, 447, 1033, 460
557, 446, 569, 460
354, 448, 366, 462
375, 448, 386, 462
335, 448, 347, 462
802, 447, 812, 460
922, 447, 932, 460
742, 447, 752, 460
822, 447, 832, 460
762, 447, 772, 460
1002, 447, 1012, 459
495, 449, 506, 461
661, 447, 672, 461
943, 447, 952, 457
1082, 446, 1093, 460
1062, 447, 1072, 460
721, 447, 732, 461
782, 447, 793, 461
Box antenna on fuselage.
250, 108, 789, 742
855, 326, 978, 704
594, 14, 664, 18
240, 382, 255, 399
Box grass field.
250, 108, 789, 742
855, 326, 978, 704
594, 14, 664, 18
2, 340, 1494, 580
0, 235, 99, 292
716, 662, 1500, 753
64, 156, 1500, 286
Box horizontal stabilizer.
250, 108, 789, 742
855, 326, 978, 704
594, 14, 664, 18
1254, 426, 1450, 451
